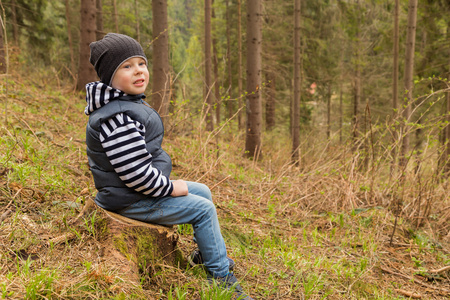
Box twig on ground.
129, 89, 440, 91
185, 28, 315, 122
380, 265, 450, 294
0, 209, 12, 222
394, 289, 422, 299
429, 265, 450, 274
210, 175, 231, 190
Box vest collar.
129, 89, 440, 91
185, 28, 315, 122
84, 81, 145, 115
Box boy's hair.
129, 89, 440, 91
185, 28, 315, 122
89, 33, 148, 86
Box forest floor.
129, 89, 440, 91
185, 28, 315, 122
0, 72, 449, 300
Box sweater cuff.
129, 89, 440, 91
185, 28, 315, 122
166, 180, 174, 197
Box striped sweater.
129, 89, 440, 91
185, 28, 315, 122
85, 81, 173, 198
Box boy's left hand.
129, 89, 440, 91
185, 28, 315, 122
171, 179, 189, 197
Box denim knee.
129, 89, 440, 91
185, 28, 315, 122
187, 181, 212, 201
193, 199, 217, 224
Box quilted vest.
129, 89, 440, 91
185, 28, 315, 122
85, 97, 172, 211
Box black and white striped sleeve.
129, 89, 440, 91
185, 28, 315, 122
99, 113, 173, 197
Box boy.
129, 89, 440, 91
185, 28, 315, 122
84, 33, 253, 299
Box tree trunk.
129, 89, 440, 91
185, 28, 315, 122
0, 18, 6, 74
65, 0, 76, 77
100, 209, 181, 284
339, 82, 343, 144
445, 22, 450, 175
112, 0, 119, 32
77, 0, 98, 91
185, 0, 192, 28
212, 2, 221, 125
292, 0, 301, 163
96, 0, 104, 40
226, 0, 233, 120
265, 72, 275, 130
10, 0, 19, 47
245, 0, 263, 158
135, 0, 140, 43
392, 0, 399, 113
152, 0, 170, 124
237, 0, 244, 129
353, 0, 361, 144
400, 0, 418, 168
446, 76, 450, 175
75, 198, 182, 286
326, 82, 331, 140
391, 0, 400, 173
204, 0, 214, 131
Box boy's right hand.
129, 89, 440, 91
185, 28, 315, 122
171, 179, 189, 197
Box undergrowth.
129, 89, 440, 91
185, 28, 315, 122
0, 71, 449, 299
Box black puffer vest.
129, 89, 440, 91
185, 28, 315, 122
86, 97, 172, 211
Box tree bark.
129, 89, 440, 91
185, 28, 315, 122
112, 0, 119, 32
10, 0, 19, 47
326, 82, 331, 140
292, 0, 301, 163
400, 0, 418, 168
204, 0, 214, 131
96, 0, 104, 40
77, 0, 98, 91
65, 0, 76, 77
75, 198, 181, 286
353, 0, 361, 144
265, 72, 275, 130
212, 1, 221, 125
245, 0, 263, 158
0, 17, 6, 74
100, 209, 181, 284
135, 0, 140, 43
152, 0, 170, 125
339, 82, 343, 144
445, 22, 450, 175
237, 0, 244, 129
392, 0, 399, 113
391, 0, 400, 173
226, 0, 233, 120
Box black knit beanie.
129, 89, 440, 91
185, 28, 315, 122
89, 33, 148, 86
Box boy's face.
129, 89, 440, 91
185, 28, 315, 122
111, 57, 149, 95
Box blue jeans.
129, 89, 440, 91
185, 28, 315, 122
117, 181, 229, 278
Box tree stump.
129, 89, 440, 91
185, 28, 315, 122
76, 198, 182, 285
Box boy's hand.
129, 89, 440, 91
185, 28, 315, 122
171, 179, 189, 197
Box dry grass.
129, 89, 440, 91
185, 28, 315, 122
0, 72, 449, 299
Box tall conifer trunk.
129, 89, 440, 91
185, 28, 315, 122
212, 2, 221, 125
445, 23, 450, 175
96, 0, 104, 39
152, 0, 170, 124
10, 0, 19, 47
400, 0, 418, 168
77, 0, 97, 90
65, 0, 76, 77
265, 72, 275, 130
226, 0, 233, 120
391, 0, 400, 173
339, 83, 343, 144
245, 0, 262, 158
135, 0, 140, 42
353, 0, 361, 145
292, 0, 301, 163
392, 0, 399, 113
326, 83, 331, 140
112, 0, 119, 32
0, 20, 5, 74
237, 0, 244, 129
204, 0, 214, 131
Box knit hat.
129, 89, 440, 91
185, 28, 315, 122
89, 33, 148, 86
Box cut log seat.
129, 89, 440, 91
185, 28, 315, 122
75, 197, 183, 285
